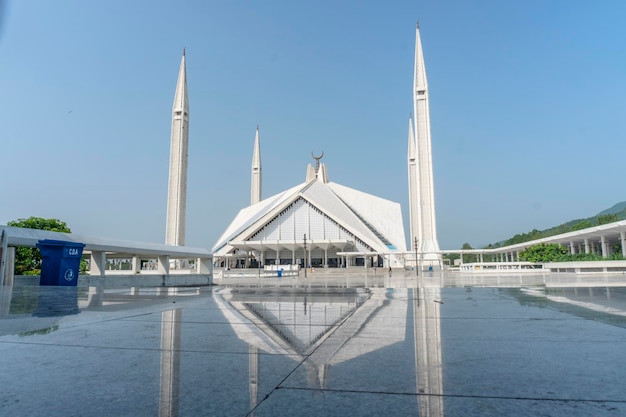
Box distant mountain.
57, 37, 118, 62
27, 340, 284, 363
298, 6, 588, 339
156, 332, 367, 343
490, 201, 626, 248
597, 201, 626, 217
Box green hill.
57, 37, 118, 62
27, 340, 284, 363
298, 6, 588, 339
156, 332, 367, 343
489, 201, 626, 248
597, 201, 626, 217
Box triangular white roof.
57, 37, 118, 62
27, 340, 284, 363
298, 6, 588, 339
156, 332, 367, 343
327, 182, 406, 252
212, 178, 406, 255
212, 183, 303, 253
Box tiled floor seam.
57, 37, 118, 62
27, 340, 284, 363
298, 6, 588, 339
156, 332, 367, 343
271, 386, 626, 403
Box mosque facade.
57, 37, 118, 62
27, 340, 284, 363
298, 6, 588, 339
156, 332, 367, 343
210, 23, 440, 269
211, 156, 407, 269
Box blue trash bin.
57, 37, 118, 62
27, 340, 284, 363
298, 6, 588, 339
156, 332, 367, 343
36, 239, 85, 286
277, 269, 283, 277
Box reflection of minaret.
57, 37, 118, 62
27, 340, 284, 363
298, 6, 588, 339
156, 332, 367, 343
160, 309, 182, 417
165, 50, 189, 246
413, 286, 444, 416
251, 126, 262, 205
249, 345, 259, 415
410, 22, 440, 260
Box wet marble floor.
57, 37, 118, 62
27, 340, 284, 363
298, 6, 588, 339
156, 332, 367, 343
1, 272, 625, 416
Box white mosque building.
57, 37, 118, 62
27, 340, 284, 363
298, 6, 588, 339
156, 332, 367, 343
210, 23, 441, 270
212, 148, 407, 269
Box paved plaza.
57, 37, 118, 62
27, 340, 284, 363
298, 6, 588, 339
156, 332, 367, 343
1, 271, 626, 416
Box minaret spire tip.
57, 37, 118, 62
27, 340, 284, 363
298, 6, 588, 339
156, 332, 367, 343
183, 48, 186, 57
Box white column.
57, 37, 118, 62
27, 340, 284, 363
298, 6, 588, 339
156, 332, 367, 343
0, 283, 11, 316
89, 251, 106, 276
621, 232, 626, 257
158, 255, 170, 274
600, 235, 607, 258
3, 247, 15, 286
0, 230, 9, 286
584, 238, 590, 254
569, 241, 575, 254
132, 256, 141, 273
196, 257, 211, 274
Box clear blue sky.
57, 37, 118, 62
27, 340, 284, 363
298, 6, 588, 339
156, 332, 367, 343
1, 0, 624, 250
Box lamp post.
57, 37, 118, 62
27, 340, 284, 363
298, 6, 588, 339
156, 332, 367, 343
414, 236, 419, 277
303, 234, 307, 279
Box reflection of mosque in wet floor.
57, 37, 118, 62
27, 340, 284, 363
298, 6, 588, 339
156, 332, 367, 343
214, 286, 444, 416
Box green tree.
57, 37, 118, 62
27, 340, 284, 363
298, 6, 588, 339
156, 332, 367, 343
483, 243, 499, 262
596, 214, 619, 225
7, 217, 71, 275
519, 243, 567, 263
505, 228, 544, 246
442, 252, 460, 266
461, 242, 476, 263
571, 220, 592, 231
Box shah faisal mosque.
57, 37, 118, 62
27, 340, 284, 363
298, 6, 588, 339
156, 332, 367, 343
165, 24, 441, 270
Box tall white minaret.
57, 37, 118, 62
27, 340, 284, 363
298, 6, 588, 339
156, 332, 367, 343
251, 126, 262, 205
412, 22, 440, 260
165, 49, 189, 246
407, 114, 419, 250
